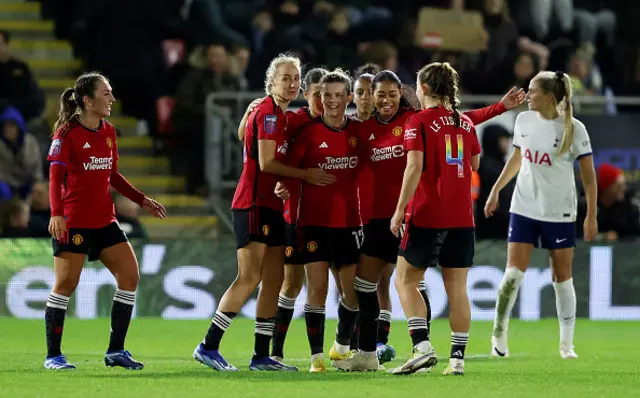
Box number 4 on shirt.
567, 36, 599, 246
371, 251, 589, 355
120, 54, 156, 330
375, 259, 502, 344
445, 134, 464, 178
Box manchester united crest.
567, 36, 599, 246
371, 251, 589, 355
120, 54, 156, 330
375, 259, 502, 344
307, 241, 318, 253
262, 225, 270, 236
72, 234, 83, 246
392, 126, 403, 136
348, 136, 358, 148
285, 246, 294, 258
106, 137, 113, 149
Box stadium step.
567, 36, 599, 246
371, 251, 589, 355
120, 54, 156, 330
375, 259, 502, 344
11, 40, 73, 60
0, 2, 40, 20
118, 155, 170, 175
38, 77, 75, 91
0, 19, 54, 40
140, 215, 218, 239
127, 175, 186, 194
27, 58, 81, 77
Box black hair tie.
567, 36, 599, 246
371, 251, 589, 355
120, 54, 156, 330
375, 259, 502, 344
555, 71, 564, 79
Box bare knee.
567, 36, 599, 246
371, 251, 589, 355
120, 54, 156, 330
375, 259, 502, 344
281, 281, 302, 298
53, 276, 80, 297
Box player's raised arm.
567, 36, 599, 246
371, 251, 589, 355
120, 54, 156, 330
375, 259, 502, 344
463, 87, 526, 125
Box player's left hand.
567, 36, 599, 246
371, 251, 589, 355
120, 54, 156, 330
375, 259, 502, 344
583, 214, 598, 242
274, 182, 290, 200
390, 209, 404, 238
142, 197, 167, 219
500, 87, 526, 110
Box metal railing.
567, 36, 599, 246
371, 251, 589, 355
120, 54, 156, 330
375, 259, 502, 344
204, 92, 640, 228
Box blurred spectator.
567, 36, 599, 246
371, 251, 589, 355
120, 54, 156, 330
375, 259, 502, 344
28, 181, 51, 237
574, 1, 616, 48
569, 44, 602, 96
475, 125, 514, 239
185, 0, 249, 46
578, 163, 640, 242
0, 30, 45, 123
517, 0, 574, 42
0, 199, 31, 238
115, 195, 148, 239
173, 43, 242, 194
0, 106, 43, 200
229, 44, 252, 90
319, 7, 360, 70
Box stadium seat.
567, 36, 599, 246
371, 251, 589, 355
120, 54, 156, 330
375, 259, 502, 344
162, 39, 187, 68
156, 96, 176, 137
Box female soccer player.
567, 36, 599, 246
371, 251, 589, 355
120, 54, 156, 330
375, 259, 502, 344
485, 71, 597, 360
334, 70, 525, 371
45, 72, 166, 370
389, 62, 481, 376
285, 69, 363, 372
193, 55, 335, 372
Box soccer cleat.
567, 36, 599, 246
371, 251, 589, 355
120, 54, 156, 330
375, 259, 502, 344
443, 358, 464, 376
376, 343, 397, 363
44, 355, 76, 370
249, 356, 299, 371
491, 335, 510, 357
309, 356, 327, 373
333, 351, 381, 372
105, 350, 144, 370
271, 356, 283, 363
387, 346, 438, 375
193, 343, 237, 371
329, 344, 354, 361
560, 342, 578, 359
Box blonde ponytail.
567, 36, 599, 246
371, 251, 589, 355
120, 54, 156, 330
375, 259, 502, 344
556, 72, 574, 156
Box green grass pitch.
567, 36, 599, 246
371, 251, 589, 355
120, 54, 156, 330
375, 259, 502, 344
0, 318, 638, 397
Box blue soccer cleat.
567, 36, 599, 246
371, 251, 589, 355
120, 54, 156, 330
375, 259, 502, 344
249, 356, 299, 371
193, 343, 237, 371
105, 350, 144, 370
377, 343, 397, 364
44, 355, 76, 370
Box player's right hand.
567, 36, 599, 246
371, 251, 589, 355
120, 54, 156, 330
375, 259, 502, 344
275, 182, 290, 200
484, 190, 500, 218
247, 98, 264, 113
390, 209, 404, 237
49, 216, 68, 243
304, 168, 337, 186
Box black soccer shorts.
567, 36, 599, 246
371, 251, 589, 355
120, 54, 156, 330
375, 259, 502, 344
361, 217, 400, 264
232, 206, 286, 249
284, 222, 306, 265
52, 221, 129, 262
398, 223, 475, 269
300, 226, 363, 269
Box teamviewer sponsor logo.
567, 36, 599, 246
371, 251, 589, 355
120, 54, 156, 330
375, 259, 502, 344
370, 145, 405, 162
277, 141, 288, 155
83, 157, 113, 171
319, 156, 358, 170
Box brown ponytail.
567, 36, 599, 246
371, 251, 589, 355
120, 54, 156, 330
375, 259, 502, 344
53, 87, 79, 133
417, 62, 461, 126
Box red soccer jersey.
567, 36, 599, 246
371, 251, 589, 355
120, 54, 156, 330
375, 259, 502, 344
47, 118, 119, 229
288, 117, 361, 228
359, 107, 414, 220
232, 96, 288, 211
403, 107, 481, 229
283, 107, 314, 224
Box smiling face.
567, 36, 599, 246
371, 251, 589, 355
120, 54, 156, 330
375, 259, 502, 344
374, 80, 401, 118
321, 82, 350, 119
273, 62, 301, 101
85, 79, 115, 118
354, 77, 373, 116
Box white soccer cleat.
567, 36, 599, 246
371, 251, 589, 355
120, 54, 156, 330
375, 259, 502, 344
491, 335, 509, 357
560, 342, 578, 359
333, 351, 381, 372
387, 346, 438, 375
443, 358, 464, 376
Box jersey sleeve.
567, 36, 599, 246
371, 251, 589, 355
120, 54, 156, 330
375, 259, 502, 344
462, 102, 506, 126
47, 132, 72, 166
570, 120, 593, 160
403, 114, 424, 153
512, 113, 524, 148
257, 110, 284, 142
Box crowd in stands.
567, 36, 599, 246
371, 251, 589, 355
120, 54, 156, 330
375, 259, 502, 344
2, 0, 640, 239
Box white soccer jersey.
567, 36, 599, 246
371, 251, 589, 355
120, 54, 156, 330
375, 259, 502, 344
509, 111, 592, 222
